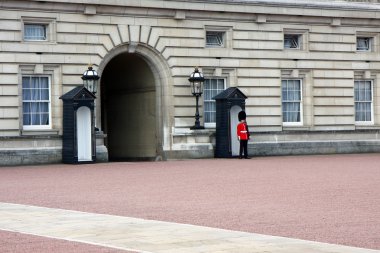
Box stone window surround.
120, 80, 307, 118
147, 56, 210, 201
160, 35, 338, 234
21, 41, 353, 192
283, 29, 309, 51
21, 74, 52, 130
354, 79, 374, 126
18, 64, 60, 135
356, 32, 377, 52
204, 25, 232, 48
21, 16, 57, 43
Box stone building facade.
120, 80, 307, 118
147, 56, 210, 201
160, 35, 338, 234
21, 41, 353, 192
1, 0, 380, 165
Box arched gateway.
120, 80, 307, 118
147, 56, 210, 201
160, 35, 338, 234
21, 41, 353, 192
98, 44, 173, 161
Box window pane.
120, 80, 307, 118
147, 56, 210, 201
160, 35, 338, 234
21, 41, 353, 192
282, 79, 301, 123
22, 76, 50, 127
22, 77, 30, 88
365, 111, 371, 122
217, 80, 224, 90
354, 85, 359, 101
40, 77, 49, 88
357, 37, 370, 51
205, 112, 211, 123
211, 79, 217, 90
22, 89, 31, 100
41, 113, 49, 125
364, 82, 371, 101
294, 87, 301, 100
31, 77, 39, 88
354, 80, 373, 122
206, 31, 224, 47
282, 80, 288, 101
282, 110, 288, 122
203, 78, 225, 123
284, 35, 300, 49
24, 24, 47, 41
23, 114, 31, 125
41, 88, 49, 100
39, 102, 49, 113
31, 113, 40, 125
23, 102, 31, 113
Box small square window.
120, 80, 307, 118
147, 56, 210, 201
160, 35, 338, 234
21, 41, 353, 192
24, 24, 47, 41
284, 34, 301, 49
357, 37, 372, 51
206, 31, 225, 47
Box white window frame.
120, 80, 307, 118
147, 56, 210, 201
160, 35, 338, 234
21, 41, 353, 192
22, 75, 52, 130
356, 37, 372, 52
284, 34, 301, 49
282, 79, 303, 126
203, 78, 226, 128
354, 80, 374, 125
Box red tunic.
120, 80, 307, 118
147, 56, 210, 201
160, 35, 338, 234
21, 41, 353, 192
237, 122, 250, 140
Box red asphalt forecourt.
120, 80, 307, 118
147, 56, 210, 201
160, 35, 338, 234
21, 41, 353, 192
0, 153, 379, 253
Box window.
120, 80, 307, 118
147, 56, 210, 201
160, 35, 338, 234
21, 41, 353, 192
284, 34, 301, 49
205, 26, 231, 48
206, 31, 225, 47
22, 17, 57, 43
356, 37, 372, 51
204, 78, 225, 127
22, 76, 51, 129
24, 24, 47, 41
354, 80, 373, 124
282, 79, 302, 125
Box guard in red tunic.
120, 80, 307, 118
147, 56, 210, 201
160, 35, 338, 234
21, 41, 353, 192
237, 111, 250, 159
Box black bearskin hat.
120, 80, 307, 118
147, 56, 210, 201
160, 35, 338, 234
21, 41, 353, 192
238, 111, 246, 121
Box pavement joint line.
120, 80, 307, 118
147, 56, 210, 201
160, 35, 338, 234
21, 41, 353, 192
0, 202, 379, 253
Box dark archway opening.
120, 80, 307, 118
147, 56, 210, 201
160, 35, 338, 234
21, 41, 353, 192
101, 53, 157, 161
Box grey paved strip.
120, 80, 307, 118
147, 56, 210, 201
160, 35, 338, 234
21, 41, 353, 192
0, 202, 378, 253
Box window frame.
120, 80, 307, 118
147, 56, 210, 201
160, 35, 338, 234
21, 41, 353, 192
282, 79, 303, 126
22, 17, 56, 43
354, 80, 374, 125
283, 29, 308, 51
204, 26, 232, 49
203, 78, 226, 128
23, 23, 47, 41
356, 37, 373, 52
21, 75, 52, 130
284, 34, 301, 50
206, 31, 225, 48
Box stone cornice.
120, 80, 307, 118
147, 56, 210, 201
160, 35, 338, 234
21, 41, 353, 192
4, 0, 380, 19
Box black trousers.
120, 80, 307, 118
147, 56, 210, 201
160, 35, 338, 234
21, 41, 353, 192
239, 140, 248, 158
